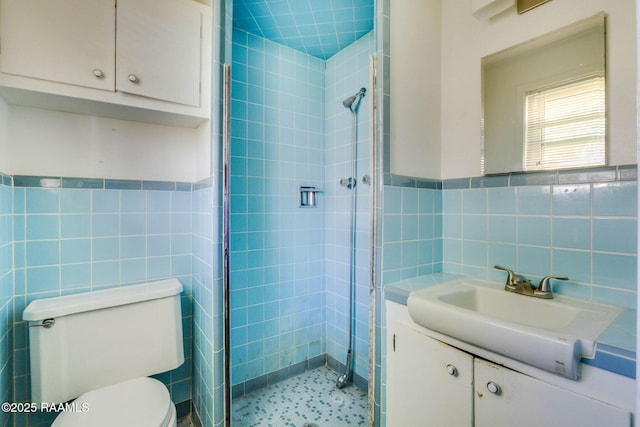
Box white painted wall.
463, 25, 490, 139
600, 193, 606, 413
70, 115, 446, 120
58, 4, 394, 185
0, 98, 8, 173
440, 0, 637, 179
390, 0, 442, 179
5, 106, 208, 182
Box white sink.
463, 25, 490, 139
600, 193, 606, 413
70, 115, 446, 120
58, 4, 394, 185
406, 278, 623, 380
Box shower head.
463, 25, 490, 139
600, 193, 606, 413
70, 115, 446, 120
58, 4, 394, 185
342, 87, 367, 110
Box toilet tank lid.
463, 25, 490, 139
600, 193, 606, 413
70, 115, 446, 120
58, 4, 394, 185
23, 279, 183, 321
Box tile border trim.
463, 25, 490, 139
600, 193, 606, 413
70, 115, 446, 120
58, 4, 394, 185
0, 172, 11, 187
384, 165, 637, 189
10, 175, 214, 191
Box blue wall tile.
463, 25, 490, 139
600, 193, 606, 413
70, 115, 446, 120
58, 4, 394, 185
552, 184, 590, 216
383, 174, 637, 308
488, 215, 516, 243
518, 216, 551, 246
9, 180, 198, 413
517, 186, 552, 215
228, 28, 374, 388
593, 182, 637, 217
487, 187, 516, 214
552, 218, 590, 250
593, 253, 637, 290
439, 180, 638, 307
593, 219, 637, 254
462, 189, 486, 214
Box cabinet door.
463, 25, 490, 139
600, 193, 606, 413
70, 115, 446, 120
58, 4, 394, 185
116, 0, 201, 107
386, 323, 473, 426
0, 0, 116, 90
474, 358, 631, 427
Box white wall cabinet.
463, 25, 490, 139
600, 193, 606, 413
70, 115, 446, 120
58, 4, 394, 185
0, 0, 116, 91
0, 0, 210, 127
386, 303, 632, 427
115, 0, 201, 107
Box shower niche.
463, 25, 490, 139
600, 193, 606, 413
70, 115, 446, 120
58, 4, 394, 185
299, 186, 319, 208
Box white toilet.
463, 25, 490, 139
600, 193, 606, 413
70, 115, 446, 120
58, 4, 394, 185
23, 279, 185, 427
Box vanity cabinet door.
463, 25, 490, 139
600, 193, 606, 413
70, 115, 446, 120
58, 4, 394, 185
386, 322, 473, 426
116, 0, 202, 107
0, 0, 116, 91
474, 358, 631, 427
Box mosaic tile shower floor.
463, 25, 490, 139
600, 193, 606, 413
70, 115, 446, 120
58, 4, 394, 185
232, 366, 369, 426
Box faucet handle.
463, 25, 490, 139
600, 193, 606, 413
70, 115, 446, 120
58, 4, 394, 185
493, 265, 531, 292
535, 275, 569, 298
494, 265, 520, 287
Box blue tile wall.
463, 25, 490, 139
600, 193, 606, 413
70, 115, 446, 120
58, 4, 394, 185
381, 168, 638, 310
0, 175, 12, 427
381, 185, 443, 285
191, 1, 228, 426
230, 26, 374, 389
442, 178, 638, 308
233, 0, 374, 59
191, 183, 220, 427
8, 178, 195, 427
230, 27, 327, 387
325, 31, 374, 382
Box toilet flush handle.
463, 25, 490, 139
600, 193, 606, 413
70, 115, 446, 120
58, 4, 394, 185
30, 318, 55, 329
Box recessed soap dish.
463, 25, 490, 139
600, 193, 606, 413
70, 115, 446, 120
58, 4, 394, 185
299, 186, 319, 208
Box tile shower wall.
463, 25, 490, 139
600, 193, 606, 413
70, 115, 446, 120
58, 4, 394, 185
324, 32, 374, 383
10, 180, 194, 427
230, 27, 375, 390
0, 175, 12, 427
230, 29, 326, 388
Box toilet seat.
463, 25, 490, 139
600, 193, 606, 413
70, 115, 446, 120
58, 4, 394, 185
52, 377, 175, 427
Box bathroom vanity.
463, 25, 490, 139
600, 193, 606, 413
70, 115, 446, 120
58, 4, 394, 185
385, 276, 636, 426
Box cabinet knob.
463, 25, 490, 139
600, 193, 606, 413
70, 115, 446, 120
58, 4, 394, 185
446, 364, 458, 376
487, 381, 501, 395
93, 69, 104, 78
128, 74, 139, 83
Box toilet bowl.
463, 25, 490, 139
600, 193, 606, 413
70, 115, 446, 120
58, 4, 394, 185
52, 377, 176, 427
23, 279, 184, 427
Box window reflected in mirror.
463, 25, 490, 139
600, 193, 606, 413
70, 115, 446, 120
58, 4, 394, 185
481, 12, 606, 175
524, 74, 605, 171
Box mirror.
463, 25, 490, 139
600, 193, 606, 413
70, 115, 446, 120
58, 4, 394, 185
482, 13, 606, 175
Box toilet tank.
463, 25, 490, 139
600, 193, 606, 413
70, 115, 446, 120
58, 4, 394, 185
23, 279, 184, 404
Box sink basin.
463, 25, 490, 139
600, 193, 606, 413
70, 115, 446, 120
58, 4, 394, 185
406, 278, 623, 380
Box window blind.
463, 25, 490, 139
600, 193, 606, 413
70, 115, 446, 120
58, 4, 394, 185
524, 75, 605, 171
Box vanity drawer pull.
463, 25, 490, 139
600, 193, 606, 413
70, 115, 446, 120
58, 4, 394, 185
487, 381, 501, 395
446, 364, 458, 376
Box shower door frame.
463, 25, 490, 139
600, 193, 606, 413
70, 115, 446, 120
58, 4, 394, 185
220, 47, 381, 427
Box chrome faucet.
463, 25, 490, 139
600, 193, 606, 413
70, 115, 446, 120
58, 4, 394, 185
534, 275, 569, 299
494, 265, 568, 299
494, 265, 529, 291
